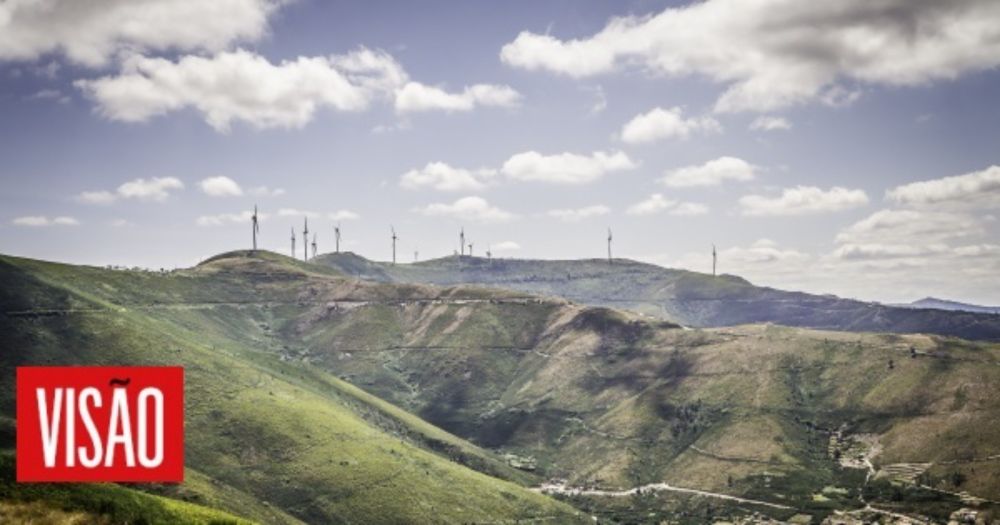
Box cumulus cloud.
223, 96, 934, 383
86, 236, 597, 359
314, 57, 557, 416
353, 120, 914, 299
740, 186, 869, 216
661, 156, 756, 188
502, 150, 635, 184
500, 0, 1000, 112
400, 162, 496, 192
546, 205, 610, 222
627, 194, 675, 215
620, 106, 720, 143
78, 176, 184, 203
415, 196, 516, 223
835, 209, 981, 248
749, 116, 792, 131
329, 210, 360, 221
886, 165, 1000, 209
274, 208, 359, 221
670, 202, 709, 216
394, 82, 521, 113
627, 194, 708, 216
249, 186, 285, 197
492, 240, 521, 251
199, 176, 243, 197
76, 48, 406, 132
196, 210, 261, 227
12, 216, 78, 226
0, 0, 282, 67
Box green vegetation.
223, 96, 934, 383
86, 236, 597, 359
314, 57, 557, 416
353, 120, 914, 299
3, 249, 999, 523
0, 252, 584, 524
314, 251, 1000, 340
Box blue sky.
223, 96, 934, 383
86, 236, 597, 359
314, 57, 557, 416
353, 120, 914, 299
1, 0, 999, 304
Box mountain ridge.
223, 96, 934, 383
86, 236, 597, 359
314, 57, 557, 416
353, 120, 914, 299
313, 251, 1000, 341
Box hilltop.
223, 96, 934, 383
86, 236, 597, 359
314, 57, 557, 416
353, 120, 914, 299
2, 250, 998, 524
0, 250, 585, 524
313, 252, 1000, 341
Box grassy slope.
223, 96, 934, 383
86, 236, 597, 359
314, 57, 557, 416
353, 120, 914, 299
0, 252, 584, 524
313, 252, 1000, 341
286, 261, 1000, 521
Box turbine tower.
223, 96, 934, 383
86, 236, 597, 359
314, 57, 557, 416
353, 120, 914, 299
486, 245, 492, 263
607, 228, 613, 265
391, 226, 398, 265
311, 233, 317, 259
290, 227, 296, 258
302, 218, 309, 261
468, 242, 473, 257
712, 244, 717, 277
251, 204, 260, 252
459, 227, 465, 256
414, 249, 419, 262
334, 223, 341, 253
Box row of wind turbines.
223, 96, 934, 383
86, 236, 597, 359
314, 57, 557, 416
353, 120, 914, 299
250, 206, 719, 275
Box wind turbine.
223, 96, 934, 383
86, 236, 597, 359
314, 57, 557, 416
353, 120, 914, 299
302, 218, 309, 261
486, 245, 492, 263
334, 223, 341, 253
459, 227, 465, 256
712, 244, 717, 277
468, 242, 474, 257
290, 227, 296, 258
607, 228, 613, 265
311, 233, 318, 259
251, 204, 260, 252
414, 249, 419, 262
391, 226, 398, 265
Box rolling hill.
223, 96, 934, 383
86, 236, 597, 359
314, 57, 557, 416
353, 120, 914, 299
3, 250, 998, 524
313, 252, 1000, 341
0, 251, 585, 524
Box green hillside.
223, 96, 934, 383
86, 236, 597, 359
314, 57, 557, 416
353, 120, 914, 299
3, 250, 998, 524
313, 252, 1000, 341
0, 251, 585, 524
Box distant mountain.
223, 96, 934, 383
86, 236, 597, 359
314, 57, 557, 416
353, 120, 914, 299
313, 253, 1000, 341
896, 297, 1000, 315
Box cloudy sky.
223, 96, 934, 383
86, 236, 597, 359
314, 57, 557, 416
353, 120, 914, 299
1, 0, 999, 305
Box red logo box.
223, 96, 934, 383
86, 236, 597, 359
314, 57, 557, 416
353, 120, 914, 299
16, 366, 184, 482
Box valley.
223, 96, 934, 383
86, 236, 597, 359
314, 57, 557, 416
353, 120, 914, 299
1, 250, 998, 523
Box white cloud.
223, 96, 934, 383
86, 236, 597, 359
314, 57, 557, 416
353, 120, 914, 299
661, 156, 756, 188
627, 193, 708, 216
117, 176, 185, 201
249, 186, 285, 197
627, 194, 674, 215
620, 106, 721, 143
79, 176, 184, 203
667, 238, 811, 278
196, 210, 260, 227
274, 208, 359, 221
400, 162, 496, 192
835, 209, 981, 247
12, 215, 79, 227
502, 150, 635, 184
415, 196, 516, 223
329, 210, 360, 221
749, 116, 792, 131
492, 241, 521, 251
394, 82, 521, 113
546, 205, 611, 223
740, 186, 869, 216
670, 202, 709, 216
886, 165, 1000, 209
199, 176, 243, 197
77, 190, 117, 205
76, 48, 406, 132
0, 0, 282, 67
500, 1, 1000, 112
